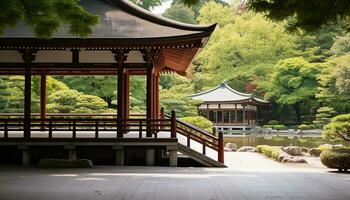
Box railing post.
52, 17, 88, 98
218, 131, 224, 164
212, 127, 217, 136
4, 120, 8, 138
95, 120, 99, 138
72, 120, 76, 139
160, 107, 165, 120
171, 110, 176, 138
48, 120, 52, 139
139, 120, 142, 138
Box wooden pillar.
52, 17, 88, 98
218, 131, 224, 164
247, 110, 250, 125
22, 50, 34, 138
146, 50, 154, 137
40, 73, 46, 130
243, 105, 246, 125
123, 70, 130, 120
115, 50, 125, 138
234, 104, 237, 125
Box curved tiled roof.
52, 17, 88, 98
1, 0, 216, 39
191, 82, 269, 104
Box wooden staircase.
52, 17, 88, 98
166, 112, 226, 167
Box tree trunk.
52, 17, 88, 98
293, 103, 301, 125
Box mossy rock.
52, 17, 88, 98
320, 149, 350, 172
308, 148, 321, 157
38, 159, 93, 168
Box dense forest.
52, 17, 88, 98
0, 0, 349, 128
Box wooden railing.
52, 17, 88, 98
0, 111, 224, 164
166, 111, 224, 163
0, 118, 171, 139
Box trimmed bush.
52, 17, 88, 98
38, 159, 93, 168
268, 120, 280, 125
320, 149, 350, 172
180, 116, 213, 132
256, 145, 282, 161
298, 124, 309, 130
319, 144, 333, 152
262, 124, 286, 130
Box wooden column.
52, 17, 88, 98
123, 70, 130, 120
22, 50, 34, 138
234, 104, 237, 125
40, 73, 47, 130
115, 50, 125, 138
218, 131, 224, 164
243, 105, 246, 125
146, 50, 154, 137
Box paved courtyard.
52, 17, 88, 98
0, 152, 350, 200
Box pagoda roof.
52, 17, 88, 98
1, 0, 215, 39
191, 82, 269, 105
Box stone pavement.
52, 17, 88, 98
0, 152, 349, 200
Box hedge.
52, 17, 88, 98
320, 149, 350, 172
262, 124, 286, 130
256, 145, 282, 161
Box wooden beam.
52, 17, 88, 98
146, 49, 153, 137
115, 50, 125, 138
22, 50, 35, 138
40, 73, 47, 130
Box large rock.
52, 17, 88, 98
301, 147, 309, 153
308, 148, 321, 157
282, 156, 307, 163
283, 146, 303, 156
278, 152, 291, 163
237, 146, 257, 152
224, 143, 238, 152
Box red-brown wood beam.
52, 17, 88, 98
40, 72, 47, 130
115, 50, 125, 138
123, 70, 130, 120
22, 49, 35, 138
145, 49, 154, 137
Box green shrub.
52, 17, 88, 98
268, 120, 279, 125
318, 144, 333, 152
180, 116, 213, 132
298, 124, 309, 130
323, 114, 350, 142
274, 125, 286, 130
262, 124, 286, 130
320, 149, 350, 171
256, 145, 282, 161
263, 125, 273, 128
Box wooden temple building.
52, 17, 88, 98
0, 0, 224, 167
192, 82, 269, 133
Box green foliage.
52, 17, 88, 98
265, 57, 324, 124
0, 0, 99, 38
263, 124, 286, 130
162, 2, 197, 24
47, 89, 108, 113
313, 107, 336, 128
0, 77, 10, 111
298, 124, 309, 130
248, 0, 350, 32
256, 145, 282, 161
58, 76, 116, 108
268, 120, 279, 125
180, 116, 213, 132
317, 54, 350, 113
331, 33, 350, 56
197, 1, 235, 26
323, 114, 350, 142
318, 144, 333, 152
130, 0, 166, 10
320, 149, 350, 171
160, 75, 200, 117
